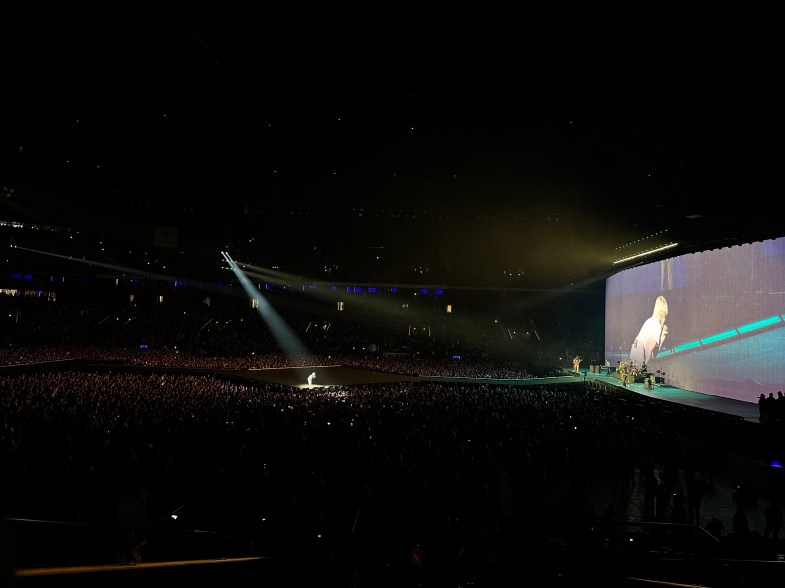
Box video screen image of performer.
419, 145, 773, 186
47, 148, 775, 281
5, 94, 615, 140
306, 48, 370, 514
629, 295, 668, 366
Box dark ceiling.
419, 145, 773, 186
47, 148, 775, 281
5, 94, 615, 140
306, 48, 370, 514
2, 3, 784, 289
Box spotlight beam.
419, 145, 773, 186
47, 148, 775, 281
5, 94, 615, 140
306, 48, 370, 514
13, 245, 241, 296
221, 252, 311, 358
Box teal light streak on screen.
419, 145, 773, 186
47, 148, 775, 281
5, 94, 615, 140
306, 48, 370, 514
738, 315, 782, 333
673, 340, 702, 353
701, 329, 739, 344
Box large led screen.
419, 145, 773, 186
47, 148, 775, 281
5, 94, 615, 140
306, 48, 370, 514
605, 237, 785, 404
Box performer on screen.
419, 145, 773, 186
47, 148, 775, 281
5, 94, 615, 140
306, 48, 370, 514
630, 295, 669, 366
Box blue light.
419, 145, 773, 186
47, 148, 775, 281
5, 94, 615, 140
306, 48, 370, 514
421, 288, 429, 294
435, 289, 443, 295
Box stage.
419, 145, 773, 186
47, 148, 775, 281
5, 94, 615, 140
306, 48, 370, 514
216, 364, 762, 423
586, 371, 760, 422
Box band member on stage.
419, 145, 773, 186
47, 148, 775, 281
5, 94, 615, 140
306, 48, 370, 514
630, 295, 669, 366
307, 371, 317, 387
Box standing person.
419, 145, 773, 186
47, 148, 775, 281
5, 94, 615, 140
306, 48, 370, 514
706, 516, 725, 539
759, 393, 768, 423
686, 471, 704, 525
642, 462, 658, 521
763, 500, 783, 540
732, 505, 749, 539
765, 393, 777, 424
671, 487, 688, 524
655, 476, 670, 522
307, 371, 317, 387
629, 296, 669, 366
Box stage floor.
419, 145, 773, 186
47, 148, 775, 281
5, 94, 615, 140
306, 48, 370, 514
588, 372, 761, 422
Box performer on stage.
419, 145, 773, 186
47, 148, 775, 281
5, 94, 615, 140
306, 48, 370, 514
307, 371, 317, 387
630, 295, 669, 366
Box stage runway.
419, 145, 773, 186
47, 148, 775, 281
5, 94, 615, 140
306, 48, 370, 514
221, 364, 420, 389
215, 364, 761, 422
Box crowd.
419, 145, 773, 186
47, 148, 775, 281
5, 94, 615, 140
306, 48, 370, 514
0, 358, 695, 581
0, 289, 781, 586
758, 391, 785, 424
0, 354, 762, 586
0, 278, 602, 369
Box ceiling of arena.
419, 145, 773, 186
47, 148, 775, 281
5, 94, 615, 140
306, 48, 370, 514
3, 3, 784, 290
